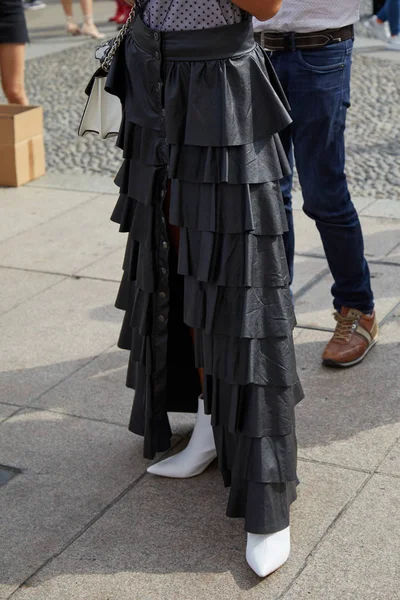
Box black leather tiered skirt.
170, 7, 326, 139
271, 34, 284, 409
106, 16, 304, 534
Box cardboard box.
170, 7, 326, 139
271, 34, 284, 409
0, 105, 46, 187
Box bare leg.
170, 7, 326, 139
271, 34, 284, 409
60, 0, 73, 17
60, 0, 81, 34
80, 0, 104, 39
0, 44, 28, 105
79, 0, 93, 18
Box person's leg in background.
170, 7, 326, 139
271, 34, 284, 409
273, 40, 377, 367
109, 0, 128, 23
79, 0, 105, 38
24, 0, 46, 10
365, 2, 390, 41
367, 0, 400, 47
380, 0, 400, 48
373, 0, 386, 10
60, 0, 104, 39
378, 0, 400, 34
0, 44, 28, 105
60, 0, 80, 35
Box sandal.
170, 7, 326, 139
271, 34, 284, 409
81, 22, 105, 40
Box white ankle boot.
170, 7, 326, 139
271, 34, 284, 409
148, 398, 290, 576
246, 526, 291, 577
147, 397, 217, 478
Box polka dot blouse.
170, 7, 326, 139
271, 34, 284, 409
142, 0, 244, 31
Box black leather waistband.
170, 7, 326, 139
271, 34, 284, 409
131, 16, 255, 61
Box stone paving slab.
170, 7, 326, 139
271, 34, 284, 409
295, 261, 400, 329
27, 172, 117, 195
282, 474, 400, 600
0, 403, 20, 423
0, 277, 119, 407
362, 198, 400, 219
294, 306, 400, 471
0, 408, 150, 599
377, 440, 400, 477
6, 461, 366, 600
356, 217, 400, 259
386, 243, 400, 264
0, 268, 63, 316
32, 346, 134, 427
76, 245, 125, 282
0, 193, 121, 275
0, 187, 97, 245
291, 255, 328, 298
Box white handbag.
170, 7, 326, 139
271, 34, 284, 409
78, 8, 134, 139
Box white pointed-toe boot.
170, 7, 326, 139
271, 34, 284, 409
246, 526, 291, 578
147, 396, 217, 478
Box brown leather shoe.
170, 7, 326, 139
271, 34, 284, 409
322, 307, 379, 368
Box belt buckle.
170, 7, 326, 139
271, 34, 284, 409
284, 32, 296, 52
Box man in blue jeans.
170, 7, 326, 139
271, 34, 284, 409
255, 0, 379, 368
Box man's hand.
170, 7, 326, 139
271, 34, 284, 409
124, 0, 135, 6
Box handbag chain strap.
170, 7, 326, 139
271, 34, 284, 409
102, 4, 136, 72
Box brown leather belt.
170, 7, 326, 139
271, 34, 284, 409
255, 25, 354, 52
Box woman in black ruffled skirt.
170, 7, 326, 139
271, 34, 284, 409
0, 0, 29, 104
106, 0, 303, 576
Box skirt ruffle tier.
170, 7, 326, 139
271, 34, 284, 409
106, 16, 303, 534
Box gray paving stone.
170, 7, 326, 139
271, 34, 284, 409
0, 267, 64, 316
361, 216, 400, 259
294, 310, 400, 471
76, 245, 126, 282
386, 243, 400, 265
291, 255, 328, 297
7, 461, 366, 600
291, 191, 303, 211
0, 403, 20, 422
295, 261, 400, 330
378, 441, 400, 477
362, 199, 400, 219
33, 346, 134, 426
292, 211, 324, 257
0, 186, 96, 244
0, 193, 121, 275
282, 474, 400, 600
0, 408, 150, 598
351, 196, 379, 213
28, 172, 117, 195
0, 277, 120, 406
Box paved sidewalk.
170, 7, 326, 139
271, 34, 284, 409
24, 0, 116, 60
0, 172, 399, 600
0, 1, 399, 597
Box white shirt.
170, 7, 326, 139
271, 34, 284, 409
254, 0, 361, 33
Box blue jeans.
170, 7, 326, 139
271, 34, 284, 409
270, 40, 374, 313
377, 0, 400, 36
